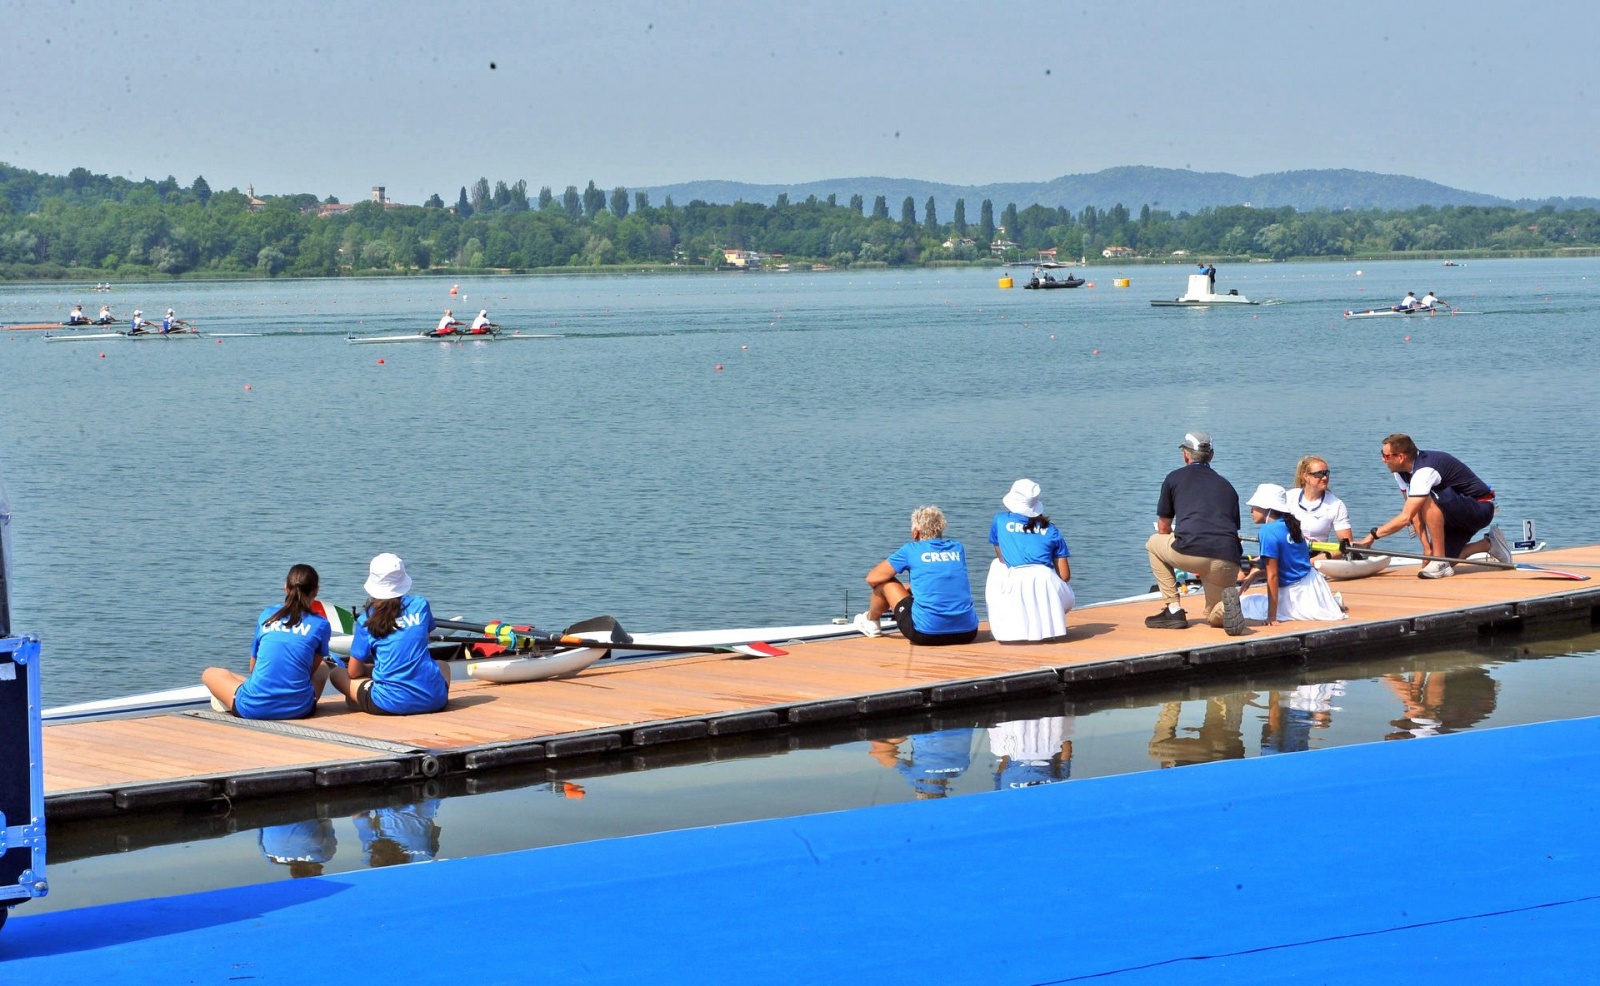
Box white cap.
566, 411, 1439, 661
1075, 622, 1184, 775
363, 552, 413, 600
167, 309, 174, 315
1002, 478, 1042, 518
479, 310, 488, 317
1247, 483, 1289, 513
133, 309, 142, 316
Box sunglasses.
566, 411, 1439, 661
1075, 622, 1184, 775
1307, 470, 1330, 479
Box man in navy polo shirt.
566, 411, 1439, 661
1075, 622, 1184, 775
1145, 430, 1246, 634
1352, 433, 1511, 579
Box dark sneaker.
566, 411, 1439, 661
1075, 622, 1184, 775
1221, 586, 1247, 636
1145, 606, 1188, 629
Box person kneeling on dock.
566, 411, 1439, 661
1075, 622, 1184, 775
202, 564, 333, 719
985, 479, 1075, 642
1353, 433, 1512, 579
855, 505, 979, 645
331, 553, 451, 715
1145, 430, 1247, 634
1238, 485, 1345, 625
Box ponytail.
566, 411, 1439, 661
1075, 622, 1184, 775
1279, 511, 1304, 544
264, 564, 320, 628
1022, 514, 1052, 534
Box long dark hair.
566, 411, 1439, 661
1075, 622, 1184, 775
365, 597, 404, 638
1275, 510, 1305, 544
264, 564, 319, 627
1021, 514, 1052, 534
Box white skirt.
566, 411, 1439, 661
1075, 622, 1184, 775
985, 560, 1076, 642
1240, 568, 1346, 622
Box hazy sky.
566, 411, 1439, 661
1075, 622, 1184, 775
7, 0, 1597, 204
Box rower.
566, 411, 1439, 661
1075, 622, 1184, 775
468, 309, 495, 334
162, 308, 179, 334
66, 304, 89, 326
95, 304, 115, 325
431, 309, 459, 337
1418, 291, 1443, 311
1397, 291, 1418, 311
129, 309, 149, 335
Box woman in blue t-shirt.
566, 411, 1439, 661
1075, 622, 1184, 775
331, 553, 450, 715
1239, 484, 1345, 625
855, 505, 979, 645
202, 564, 333, 719
985, 479, 1076, 642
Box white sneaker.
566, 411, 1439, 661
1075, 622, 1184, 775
1486, 525, 1513, 567
853, 612, 883, 638
1419, 560, 1455, 579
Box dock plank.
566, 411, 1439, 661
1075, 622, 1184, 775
42, 545, 1600, 807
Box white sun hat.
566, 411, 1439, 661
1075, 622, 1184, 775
364, 552, 413, 599
1003, 478, 1043, 518
1247, 483, 1289, 514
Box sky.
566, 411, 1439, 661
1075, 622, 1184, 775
6, 0, 1598, 205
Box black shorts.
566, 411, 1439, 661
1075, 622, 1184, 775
891, 597, 979, 647
1433, 488, 1495, 557
348, 679, 396, 716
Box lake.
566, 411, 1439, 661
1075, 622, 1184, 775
8, 256, 1600, 913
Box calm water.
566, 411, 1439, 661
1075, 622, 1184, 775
7, 259, 1600, 913
33, 628, 1600, 914
3, 258, 1596, 706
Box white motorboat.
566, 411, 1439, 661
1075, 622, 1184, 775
1150, 273, 1260, 307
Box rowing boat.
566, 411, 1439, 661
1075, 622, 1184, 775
346, 330, 559, 345
42, 329, 261, 342
40, 619, 857, 722
1342, 306, 1478, 319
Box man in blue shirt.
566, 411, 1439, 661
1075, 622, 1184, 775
1145, 430, 1246, 634
1352, 433, 1510, 579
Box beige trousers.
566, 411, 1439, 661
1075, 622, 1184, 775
1145, 532, 1241, 627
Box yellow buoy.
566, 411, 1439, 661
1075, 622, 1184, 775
1113, 277, 1131, 288
998, 275, 1013, 289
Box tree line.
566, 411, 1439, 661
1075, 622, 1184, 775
3, 162, 1599, 279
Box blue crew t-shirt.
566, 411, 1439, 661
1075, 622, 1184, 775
887, 537, 979, 635
989, 511, 1072, 568
349, 595, 448, 714
1257, 519, 1313, 587
233, 605, 332, 720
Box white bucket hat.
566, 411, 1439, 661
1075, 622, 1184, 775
1003, 479, 1043, 518
1247, 483, 1289, 514
364, 552, 413, 599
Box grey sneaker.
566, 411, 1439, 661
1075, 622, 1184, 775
1419, 560, 1455, 579
1221, 586, 1248, 635
1486, 525, 1513, 567
1145, 606, 1188, 629
853, 612, 883, 638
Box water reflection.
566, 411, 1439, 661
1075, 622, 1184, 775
354, 799, 442, 867
259, 819, 336, 878
38, 629, 1600, 914
1381, 667, 1499, 740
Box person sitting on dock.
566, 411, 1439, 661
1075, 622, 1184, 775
95, 304, 115, 325
430, 309, 460, 337
467, 309, 496, 334
1396, 291, 1419, 311
854, 505, 979, 645
66, 304, 90, 326
331, 553, 451, 715
984, 479, 1075, 642
1287, 455, 1353, 551
1353, 433, 1512, 579
1237, 484, 1344, 625
1145, 431, 1246, 634
201, 564, 334, 719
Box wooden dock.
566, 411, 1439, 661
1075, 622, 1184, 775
43, 546, 1600, 820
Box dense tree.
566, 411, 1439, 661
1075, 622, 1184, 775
562, 185, 582, 220
538, 186, 555, 211
979, 199, 995, 243
849, 193, 863, 215
871, 195, 888, 220
901, 197, 916, 225
471, 178, 491, 214
455, 187, 473, 218
424, 193, 444, 209
924, 196, 938, 234
192, 175, 211, 207
583, 181, 605, 219
634, 190, 648, 212
953, 199, 966, 237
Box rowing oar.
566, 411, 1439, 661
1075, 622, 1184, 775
434, 617, 788, 658
1328, 540, 1590, 581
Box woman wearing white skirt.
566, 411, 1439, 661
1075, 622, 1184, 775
985, 479, 1076, 642
1238, 484, 1345, 625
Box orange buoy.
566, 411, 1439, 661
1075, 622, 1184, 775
377, 358, 385, 364
244, 384, 252, 391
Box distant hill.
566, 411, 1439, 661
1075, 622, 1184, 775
641, 167, 1595, 217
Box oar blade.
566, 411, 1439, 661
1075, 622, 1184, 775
728, 642, 787, 659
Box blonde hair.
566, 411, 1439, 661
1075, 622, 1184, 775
1294, 455, 1329, 488
910, 505, 947, 539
